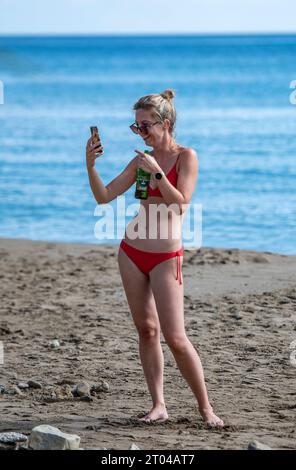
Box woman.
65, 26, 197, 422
86, 89, 224, 428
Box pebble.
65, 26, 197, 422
233, 313, 242, 320
0, 385, 5, 394
73, 381, 91, 398
129, 443, 141, 450
79, 395, 93, 402
28, 380, 42, 389
29, 425, 80, 450
248, 440, 271, 450
17, 382, 29, 389
0, 432, 28, 443
91, 380, 110, 393
49, 339, 60, 349
52, 384, 73, 400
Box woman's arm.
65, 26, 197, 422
86, 135, 138, 204
155, 148, 199, 213
87, 156, 138, 204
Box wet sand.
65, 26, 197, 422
0, 237, 296, 450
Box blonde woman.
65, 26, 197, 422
86, 89, 224, 428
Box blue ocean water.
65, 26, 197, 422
0, 34, 295, 254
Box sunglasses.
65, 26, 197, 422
130, 120, 163, 134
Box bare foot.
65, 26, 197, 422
198, 405, 224, 428
138, 404, 169, 423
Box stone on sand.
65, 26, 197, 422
129, 443, 141, 450
28, 425, 80, 450
17, 382, 29, 389
28, 380, 42, 389
0, 432, 28, 444
52, 384, 73, 400
49, 339, 60, 349
73, 381, 91, 398
248, 440, 271, 450
91, 380, 110, 393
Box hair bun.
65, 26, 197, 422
160, 89, 175, 101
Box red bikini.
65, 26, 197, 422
120, 152, 184, 285
120, 240, 183, 284
148, 157, 179, 197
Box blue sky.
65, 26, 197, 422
0, 0, 295, 35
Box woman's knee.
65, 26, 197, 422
137, 323, 160, 340
165, 334, 191, 353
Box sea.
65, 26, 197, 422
0, 34, 295, 254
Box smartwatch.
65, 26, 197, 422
154, 170, 165, 180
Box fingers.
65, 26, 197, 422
87, 148, 103, 159
86, 134, 104, 169
86, 139, 103, 153
93, 142, 103, 151
137, 154, 152, 169
134, 149, 145, 156
86, 142, 104, 167
86, 136, 95, 149
136, 155, 145, 166
86, 136, 102, 149
91, 146, 104, 157
137, 162, 151, 173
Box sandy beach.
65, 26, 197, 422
0, 237, 296, 450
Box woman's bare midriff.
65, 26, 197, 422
123, 197, 183, 252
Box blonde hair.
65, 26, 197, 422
133, 88, 177, 138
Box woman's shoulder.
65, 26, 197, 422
178, 145, 198, 156
177, 146, 198, 172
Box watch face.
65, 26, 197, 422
155, 172, 162, 180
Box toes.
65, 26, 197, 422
141, 417, 152, 424
214, 417, 224, 427
207, 419, 224, 428
143, 415, 151, 421
138, 414, 151, 422
138, 414, 168, 424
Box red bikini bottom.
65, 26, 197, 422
119, 240, 183, 285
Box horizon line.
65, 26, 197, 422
0, 31, 296, 37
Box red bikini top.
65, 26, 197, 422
148, 153, 180, 198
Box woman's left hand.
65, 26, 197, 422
134, 149, 161, 174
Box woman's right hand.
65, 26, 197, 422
86, 136, 104, 169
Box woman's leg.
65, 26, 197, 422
117, 246, 168, 421
149, 256, 224, 427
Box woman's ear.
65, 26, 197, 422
164, 118, 170, 130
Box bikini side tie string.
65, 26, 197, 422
176, 254, 183, 285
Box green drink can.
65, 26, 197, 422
134, 150, 151, 200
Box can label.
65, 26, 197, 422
138, 176, 149, 190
